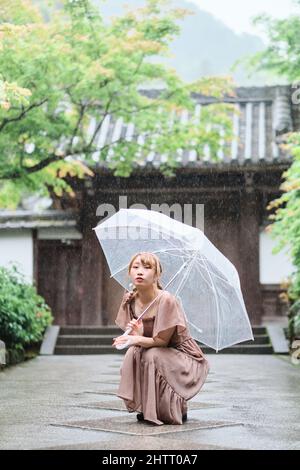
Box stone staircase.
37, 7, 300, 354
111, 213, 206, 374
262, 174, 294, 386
54, 325, 274, 354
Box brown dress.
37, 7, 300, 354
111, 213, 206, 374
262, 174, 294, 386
115, 289, 210, 425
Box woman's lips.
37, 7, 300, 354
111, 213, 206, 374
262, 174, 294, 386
136, 278, 143, 281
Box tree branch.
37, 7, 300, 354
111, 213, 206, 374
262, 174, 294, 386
0, 98, 48, 133
84, 93, 115, 150
69, 102, 87, 151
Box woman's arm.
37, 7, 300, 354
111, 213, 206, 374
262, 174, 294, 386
112, 327, 176, 349
132, 326, 176, 349
136, 336, 166, 348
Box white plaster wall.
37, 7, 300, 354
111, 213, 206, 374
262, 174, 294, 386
259, 227, 295, 284
0, 229, 33, 283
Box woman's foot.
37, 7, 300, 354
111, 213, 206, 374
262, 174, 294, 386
182, 413, 187, 423
136, 412, 144, 421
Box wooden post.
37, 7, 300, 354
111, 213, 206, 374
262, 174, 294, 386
79, 198, 105, 326
238, 173, 263, 325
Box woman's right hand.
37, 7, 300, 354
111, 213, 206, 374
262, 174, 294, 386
127, 318, 143, 336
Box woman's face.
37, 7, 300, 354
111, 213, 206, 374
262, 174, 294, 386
130, 255, 157, 289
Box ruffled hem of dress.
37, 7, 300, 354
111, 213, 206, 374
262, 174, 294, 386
117, 393, 142, 414
117, 369, 186, 426
150, 368, 186, 425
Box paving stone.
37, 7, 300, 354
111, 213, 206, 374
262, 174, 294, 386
39, 435, 235, 450
51, 415, 243, 436
74, 400, 226, 412
79, 388, 210, 396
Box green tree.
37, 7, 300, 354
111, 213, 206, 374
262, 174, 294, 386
0, 0, 235, 208
0, 76, 31, 110
242, 1, 300, 345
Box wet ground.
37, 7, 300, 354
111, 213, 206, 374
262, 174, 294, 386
0, 354, 299, 450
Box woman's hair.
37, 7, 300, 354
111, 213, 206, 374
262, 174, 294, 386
128, 252, 163, 292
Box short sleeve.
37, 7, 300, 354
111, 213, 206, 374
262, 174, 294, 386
115, 290, 132, 332
152, 292, 187, 341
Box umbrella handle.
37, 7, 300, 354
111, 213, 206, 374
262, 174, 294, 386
115, 328, 132, 350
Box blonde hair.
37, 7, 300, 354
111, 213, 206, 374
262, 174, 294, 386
128, 252, 163, 292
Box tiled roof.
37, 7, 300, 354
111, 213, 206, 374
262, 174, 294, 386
88, 85, 297, 170
0, 210, 78, 229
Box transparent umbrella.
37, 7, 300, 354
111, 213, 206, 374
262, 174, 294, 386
93, 208, 254, 352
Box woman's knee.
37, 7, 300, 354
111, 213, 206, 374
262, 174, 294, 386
141, 347, 161, 363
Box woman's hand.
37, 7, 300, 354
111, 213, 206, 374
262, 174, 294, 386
126, 318, 143, 336
112, 334, 141, 348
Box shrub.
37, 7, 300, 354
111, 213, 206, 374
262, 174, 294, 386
288, 299, 300, 340
0, 264, 53, 353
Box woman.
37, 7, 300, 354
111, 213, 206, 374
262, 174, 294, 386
112, 251, 210, 425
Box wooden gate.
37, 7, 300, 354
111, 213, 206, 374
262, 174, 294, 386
37, 239, 83, 325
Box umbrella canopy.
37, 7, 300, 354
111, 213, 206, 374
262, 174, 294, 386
93, 208, 254, 351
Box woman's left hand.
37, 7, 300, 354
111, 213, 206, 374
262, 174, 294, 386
112, 334, 141, 348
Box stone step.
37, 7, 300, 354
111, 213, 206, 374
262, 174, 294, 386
59, 326, 122, 335
55, 345, 123, 355
224, 336, 270, 345
54, 325, 273, 354
198, 344, 274, 354
59, 325, 267, 335
55, 343, 274, 355
56, 334, 270, 347
251, 326, 268, 334
57, 335, 115, 346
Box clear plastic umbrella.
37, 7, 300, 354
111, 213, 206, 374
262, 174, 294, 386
93, 208, 254, 352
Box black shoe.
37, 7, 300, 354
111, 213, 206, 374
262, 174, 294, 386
137, 413, 144, 421
182, 413, 187, 423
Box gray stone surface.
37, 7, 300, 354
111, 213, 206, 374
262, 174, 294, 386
40, 326, 60, 355
267, 325, 289, 354
0, 354, 299, 449
40, 436, 235, 450
75, 400, 224, 411
52, 416, 242, 436
0, 340, 5, 365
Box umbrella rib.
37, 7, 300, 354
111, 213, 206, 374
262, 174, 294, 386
197, 259, 236, 287
195, 262, 234, 308
201, 256, 221, 352
193, 259, 231, 307
174, 252, 198, 297
185, 319, 204, 335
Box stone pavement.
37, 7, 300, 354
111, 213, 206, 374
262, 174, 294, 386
0, 354, 299, 450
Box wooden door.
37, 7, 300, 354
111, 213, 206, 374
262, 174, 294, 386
37, 239, 83, 325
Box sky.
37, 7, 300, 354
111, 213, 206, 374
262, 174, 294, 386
189, 0, 299, 41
